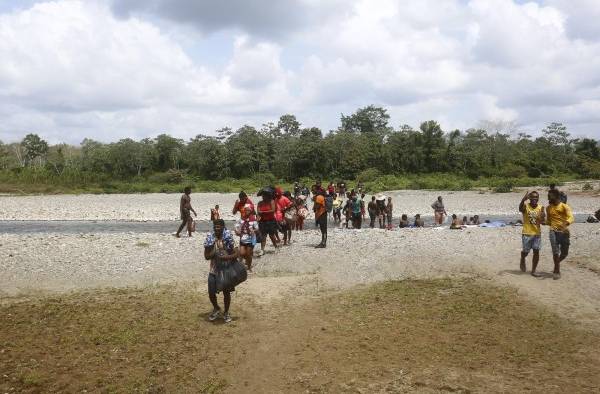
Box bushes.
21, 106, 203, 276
492, 180, 514, 193
0, 168, 590, 195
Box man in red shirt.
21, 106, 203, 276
314, 190, 328, 248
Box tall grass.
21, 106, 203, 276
0, 168, 578, 195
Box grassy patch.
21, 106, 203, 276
0, 168, 580, 194
1, 280, 598, 393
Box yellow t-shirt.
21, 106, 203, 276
522, 203, 544, 236
546, 202, 574, 232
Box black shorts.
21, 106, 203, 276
240, 241, 254, 248
259, 220, 278, 236
208, 273, 234, 294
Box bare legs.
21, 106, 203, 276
240, 245, 253, 272
520, 250, 540, 275
176, 217, 191, 237
209, 290, 231, 314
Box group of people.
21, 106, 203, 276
174, 181, 592, 323
518, 188, 574, 280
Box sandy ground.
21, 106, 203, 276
1, 188, 599, 221
2, 223, 599, 330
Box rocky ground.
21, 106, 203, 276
1, 187, 598, 221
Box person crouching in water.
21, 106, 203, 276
546, 188, 574, 280
204, 219, 238, 323
519, 191, 545, 277
235, 205, 258, 272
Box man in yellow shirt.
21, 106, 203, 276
546, 189, 574, 280
519, 191, 545, 277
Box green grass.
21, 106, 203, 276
0, 168, 580, 195
1, 279, 598, 393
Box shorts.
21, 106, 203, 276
208, 273, 234, 294
549, 230, 570, 256
240, 241, 254, 248
521, 234, 541, 253
259, 220, 278, 236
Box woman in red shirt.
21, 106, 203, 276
256, 188, 279, 255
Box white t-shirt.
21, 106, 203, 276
235, 219, 259, 244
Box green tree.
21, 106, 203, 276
154, 134, 184, 171
186, 135, 228, 179
420, 121, 446, 172
277, 114, 301, 137
81, 138, 110, 174
340, 105, 391, 134
21, 133, 49, 167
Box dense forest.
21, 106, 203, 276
1, 106, 599, 193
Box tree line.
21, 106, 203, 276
1, 106, 599, 185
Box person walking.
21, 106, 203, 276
256, 188, 279, 256
519, 191, 545, 277
210, 204, 220, 222
546, 189, 574, 280
234, 206, 258, 273
204, 219, 238, 323
232, 191, 255, 220
175, 186, 197, 238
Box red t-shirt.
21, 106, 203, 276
235, 198, 255, 220
275, 195, 292, 222
257, 200, 276, 222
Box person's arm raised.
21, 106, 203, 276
519, 191, 528, 213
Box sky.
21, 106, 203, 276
1, 0, 600, 144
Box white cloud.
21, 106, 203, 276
0, 0, 599, 144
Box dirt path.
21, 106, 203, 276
2, 224, 600, 331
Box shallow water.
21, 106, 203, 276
0, 214, 591, 234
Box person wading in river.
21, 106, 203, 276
175, 186, 197, 238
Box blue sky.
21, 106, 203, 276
1, 0, 600, 144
